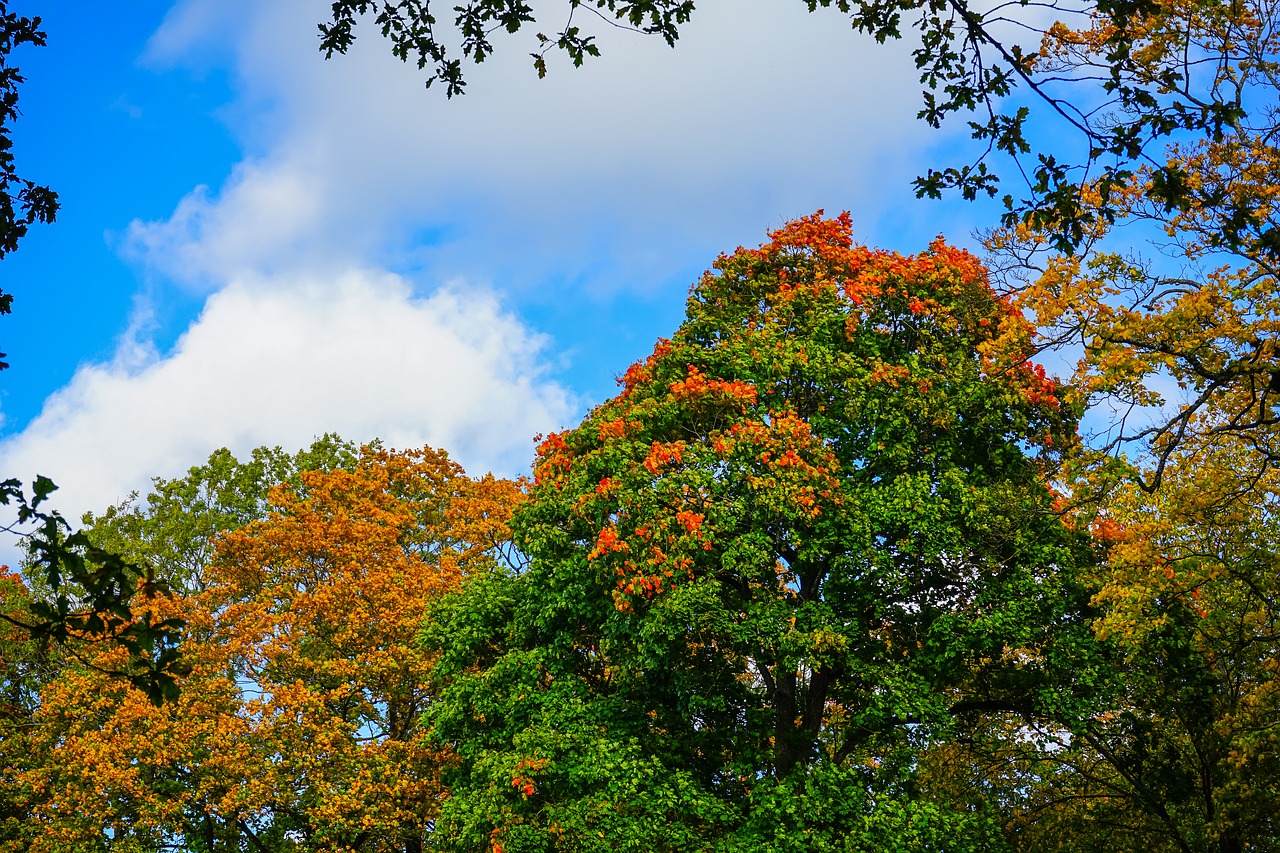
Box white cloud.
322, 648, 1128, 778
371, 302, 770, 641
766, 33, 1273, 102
5, 0, 964, 545
0, 271, 573, 523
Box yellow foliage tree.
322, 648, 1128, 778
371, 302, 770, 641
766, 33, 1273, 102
992, 0, 1280, 489
951, 442, 1280, 852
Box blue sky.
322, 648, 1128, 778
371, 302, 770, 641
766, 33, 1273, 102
0, 0, 1014, 522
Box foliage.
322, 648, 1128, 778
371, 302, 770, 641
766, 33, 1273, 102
11, 444, 521, 852
0, 567, 51, 849
940, 440, 1280, 853
0, 0, 58, 369
81, 434, 362, 593
426, 212, 1096, 851
0, 481, 184, 849
0, 437, 362, 716
972, 13, 1280, 845
0, 476, 183, 704
991, 0, 1280, 489
0, 0, 55, 262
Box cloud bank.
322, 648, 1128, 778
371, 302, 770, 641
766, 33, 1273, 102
3, 0, 953, 528
129, 0, 937, 293
1, 272, 571, 520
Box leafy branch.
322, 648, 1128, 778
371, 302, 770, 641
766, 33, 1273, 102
0, 476, 185, 704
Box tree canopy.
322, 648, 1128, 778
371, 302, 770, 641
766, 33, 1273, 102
424, 212, 1100, 852
6, 2, 1280, 845
6, 209, 1280, 850
4, 442, 522, 852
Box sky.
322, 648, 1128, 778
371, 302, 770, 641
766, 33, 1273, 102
0, 0, 1015, 532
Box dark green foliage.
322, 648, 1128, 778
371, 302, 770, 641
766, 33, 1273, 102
0, 476, 183, 704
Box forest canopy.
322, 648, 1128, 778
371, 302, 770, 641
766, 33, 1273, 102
5, 211, 1275, 852
2, 0, 1280, 850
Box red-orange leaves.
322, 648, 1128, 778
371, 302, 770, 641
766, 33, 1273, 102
588, 525, 629, 560
731, 412, 841, 521
510, 757, 548, 800
597, 418, 628, 441
643, 440, 687, 475
619, 338, 673, 395
675, 510, 704, 535
533, 430, 573, 487
1020, 361, 1062, 409
668, 365, 758, 408
767, 209, 855, 255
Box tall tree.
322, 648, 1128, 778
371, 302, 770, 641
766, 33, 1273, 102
950, 8, 1280, 849
426, 212, 1098, 852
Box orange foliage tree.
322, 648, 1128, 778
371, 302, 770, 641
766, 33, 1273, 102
11, 445, 521, 853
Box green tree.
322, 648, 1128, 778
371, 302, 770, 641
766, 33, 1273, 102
425, 212, 1099, 852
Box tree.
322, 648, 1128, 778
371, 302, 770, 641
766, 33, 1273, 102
949, 7, 1280, 849
934, 438, 1280, 853
988, 0, 1280, 490
14, 444, 522, 852
1, 437, 361, 713
426, 212, 1098, 852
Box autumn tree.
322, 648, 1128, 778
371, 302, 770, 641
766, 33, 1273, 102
973, 16, 1280, 843
919, 434, 1278, 853
425, 212, 1097, 852
985, 0, 1280, 491
2, 437, 363, 730
12, 444, 521, 853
